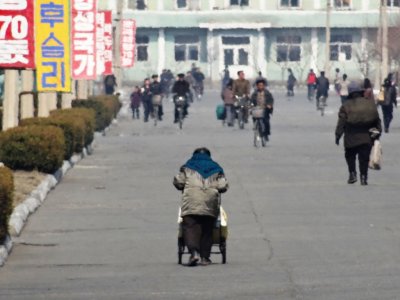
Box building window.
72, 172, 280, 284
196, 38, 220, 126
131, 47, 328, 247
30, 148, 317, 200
177, 0, 187, 8
128, 0, 147, 10
334, 0, 351, 9
387, 0, 400, 7
280, 0, 300, 8
174, 35, 199, 61
330, 35, 352, 61
222, 36, 250, 66
136, 35, 149, 61
276, 36, 301, 62
230, 0, 249, 5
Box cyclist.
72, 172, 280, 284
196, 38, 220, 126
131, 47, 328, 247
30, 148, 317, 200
250, 79, 274, 141
172, 73, 190, 123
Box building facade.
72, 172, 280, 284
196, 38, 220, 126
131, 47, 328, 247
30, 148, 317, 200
98, 0, 400, 83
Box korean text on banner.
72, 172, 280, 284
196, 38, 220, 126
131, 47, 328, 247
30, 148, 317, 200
120, 19, 136, 68
96, 10, 112, 75
0, 0, 35, 68
72, 0, 97, 79
35, 0, 71, 92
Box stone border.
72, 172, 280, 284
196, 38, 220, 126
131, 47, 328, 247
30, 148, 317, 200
0, 120, 117, 267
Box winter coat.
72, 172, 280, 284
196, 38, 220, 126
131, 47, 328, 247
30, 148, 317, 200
172, 80, 190, 96
381, 84, 397, 107
250, 89, 274, 112
335, 95, 382, 148
287, 74, 297, 88
307, 72, 317, 85
130, 92, 142, 108
222, 87, 234, 105
150, 81, 163, 95
232, 79, 251, 97
173, 167, 228, 218
316, 76, 330, 98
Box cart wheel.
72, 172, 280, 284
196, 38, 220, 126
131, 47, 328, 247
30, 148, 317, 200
178, 238, 185, 265
220, 239, 227, 264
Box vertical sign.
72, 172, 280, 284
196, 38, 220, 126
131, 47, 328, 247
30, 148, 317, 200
35, 0, 71, 92
0, 0, 35, 68
72, 0, 97, 79
96, 10, 112, 75
120, 19, 136, 68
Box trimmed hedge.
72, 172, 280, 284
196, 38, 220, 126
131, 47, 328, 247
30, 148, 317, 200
0, 166, 13, 244
73, 95, 121, 131
51, 108, 95, 147
0, 125, 65, 173
20, 117, 75, 160
72, 99, 107, 132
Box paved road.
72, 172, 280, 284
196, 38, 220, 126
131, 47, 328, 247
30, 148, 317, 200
0, 89, 399, 300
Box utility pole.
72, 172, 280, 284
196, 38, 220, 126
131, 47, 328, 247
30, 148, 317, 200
381, 0, 389, 81
114, 0, 124, 88
325, 0, 331, 77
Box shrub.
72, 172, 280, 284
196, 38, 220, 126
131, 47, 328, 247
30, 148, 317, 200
0, 125, 65, 173
72, 99, 108, 131
20, 117, 75, 160
0, 166, 13, 243
51, 108, 95, 147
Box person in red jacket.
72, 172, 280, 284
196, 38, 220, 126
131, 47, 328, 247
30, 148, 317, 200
306, 69, 317, 101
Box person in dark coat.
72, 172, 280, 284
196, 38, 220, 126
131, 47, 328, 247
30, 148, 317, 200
286, 68, 297, 97
250, 79, 274, 140
335, 81, 382, 186
380, 74, 397, 133
141, 78, 152, 122
130, 86, 142, 119
315, 71, 330, 109
172, 73, 190, 123
104, 74, 117, 95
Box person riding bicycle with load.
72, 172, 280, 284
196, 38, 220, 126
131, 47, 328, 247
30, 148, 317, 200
172, 73, 190, 123
315, 71, 330, 109
232, 70, 251, 122
250, 79, 274, 141
150, 74, 164, 121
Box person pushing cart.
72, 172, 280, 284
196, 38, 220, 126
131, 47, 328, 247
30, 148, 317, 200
173, 147, 229, 266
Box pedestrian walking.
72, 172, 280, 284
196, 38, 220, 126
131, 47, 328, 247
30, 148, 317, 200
104, 74, 117, 95
306, 69, 317, 101
315, 71, 330, 108
130, 86, 142, 119
334, 68, 341, 94
338, 74, 349, 104
379, 74, 397, 133
222, 79, 235, 127
173, 148, 229, 266
287, 68, 297, 97
335, 81, 382, 186
142, 78, 152, 123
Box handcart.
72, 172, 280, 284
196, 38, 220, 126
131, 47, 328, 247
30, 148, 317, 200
177, 205, 228, 265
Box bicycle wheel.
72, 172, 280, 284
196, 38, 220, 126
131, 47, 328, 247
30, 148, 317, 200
260, 122, 266, 147
254, 121, 261, 148
238, 110, 244, 130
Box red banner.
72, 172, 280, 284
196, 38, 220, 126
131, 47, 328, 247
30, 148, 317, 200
71, 0, 97, 79
0, 0, 35, 68
120, 19, 136, 68
96, 10, 112, 75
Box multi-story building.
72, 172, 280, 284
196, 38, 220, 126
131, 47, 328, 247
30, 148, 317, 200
99, 0, 400, 83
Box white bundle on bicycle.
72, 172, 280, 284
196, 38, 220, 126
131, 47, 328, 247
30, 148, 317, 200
369, 140, 382, 170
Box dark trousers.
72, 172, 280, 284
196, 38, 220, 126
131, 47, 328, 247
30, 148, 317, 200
345, 144, 372, 176
131, 106, 139, 119
143, 101, 152, 121
182, 215, 216, 259
105, 86, 114, 95
381, 105, 393, 130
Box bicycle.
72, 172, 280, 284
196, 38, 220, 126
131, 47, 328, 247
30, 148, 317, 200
175, 96, 186, 130
251, 107, 267, 148
152, 95, 162, 126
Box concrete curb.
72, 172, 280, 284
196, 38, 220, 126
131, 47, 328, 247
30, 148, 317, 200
0, 119, 118, 267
